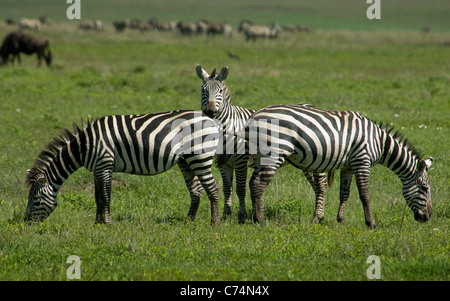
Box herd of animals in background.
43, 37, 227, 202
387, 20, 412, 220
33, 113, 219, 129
1, 14, 435, 68
0, 15, 314, 67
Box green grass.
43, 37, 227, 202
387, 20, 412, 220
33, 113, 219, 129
0, 1, 449, 281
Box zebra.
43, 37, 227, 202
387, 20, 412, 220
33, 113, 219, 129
25, 110, 221, 224
196, 65, 254, 223
238, 20, 281, 41
195, 65, 329, 224
245, 103, 433, 228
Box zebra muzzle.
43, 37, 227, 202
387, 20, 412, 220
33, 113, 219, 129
414, 208, 431, 222
204, 100, 217, 118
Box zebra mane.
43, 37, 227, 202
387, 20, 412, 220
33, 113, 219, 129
25, 119, 90, 186
222, 82, 232, 101
378, 122, 423, 160
209, 68, 216, 79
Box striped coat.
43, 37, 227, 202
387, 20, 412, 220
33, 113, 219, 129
196, 65, 329, 224
246, 104, 433, 228
25, 110, 221, 224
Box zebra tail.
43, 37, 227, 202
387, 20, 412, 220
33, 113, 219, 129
327, 171, 335, 187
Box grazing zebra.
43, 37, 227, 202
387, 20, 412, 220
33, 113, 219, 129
245, 104, 433, 228
25, 110, 221, 224
195, 65, 328, 224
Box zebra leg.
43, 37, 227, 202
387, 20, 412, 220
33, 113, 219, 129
197, 172, 220, 225
354, 166, 377, 229
234, 157, 249, 224
302, 170, 315, 188
219, 163, 234, 219
249, 163, 280, 226
94, 168, 113, 224
337, 170, 353, 223
188, 164, 220, 225
178, 159, 204, 221
311, 173, 327, 224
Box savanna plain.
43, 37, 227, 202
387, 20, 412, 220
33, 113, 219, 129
0, 0, 449, 281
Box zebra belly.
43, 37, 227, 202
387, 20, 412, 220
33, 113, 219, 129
286, 153, 349, 173
111, 147, 179, 175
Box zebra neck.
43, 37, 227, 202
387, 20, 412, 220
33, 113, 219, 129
216, 102, 252, 134
379, 132, 417, 181
46, 140, 83, 190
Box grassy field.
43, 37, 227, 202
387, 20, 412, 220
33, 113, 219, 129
0, 1, 449, 282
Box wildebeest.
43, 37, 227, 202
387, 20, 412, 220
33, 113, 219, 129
0, 32, 52, 67
5, 18, 16, 25
128, 19, 151, 32
176, 21, 198, 36
113, 20, 128, 32
282, 24, 297, 32
148, 18, 177, 32
297, 24, 312, 33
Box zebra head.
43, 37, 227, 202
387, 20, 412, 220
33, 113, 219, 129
404, 157, 433, 222
24, 172, 58, 222
196, 64, 229, 118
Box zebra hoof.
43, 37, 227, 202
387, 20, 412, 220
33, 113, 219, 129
221, 211, 232, 221
238, 212, 247, 224
253, 216, 266, 227
311, 216, 323, 224
337, 216, 345, 223
366, 221, 378, 229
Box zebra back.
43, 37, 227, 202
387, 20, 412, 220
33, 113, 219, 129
27, 110, 220, 185
246, 103, 433, 225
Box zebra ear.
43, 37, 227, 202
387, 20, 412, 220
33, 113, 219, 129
216, 66, 229, 82
418, 157, 433, 173
424, 157, 433, 169
196, 64, 209, 81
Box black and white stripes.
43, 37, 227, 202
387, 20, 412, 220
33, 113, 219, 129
25, 110, 221, 224
246, 104, 433, 228
196, 65, 330, 224
24, 71, 434, 229
196, 65, 254, 222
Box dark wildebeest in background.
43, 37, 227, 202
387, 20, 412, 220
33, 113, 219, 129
0, 32, 52, 67
113, 20, 128, 32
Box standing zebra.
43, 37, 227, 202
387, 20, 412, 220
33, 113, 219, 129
195, 65, 329, 224
246, 104, 433, 228
25, 110, 221, 224
196, 65, 254, 223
